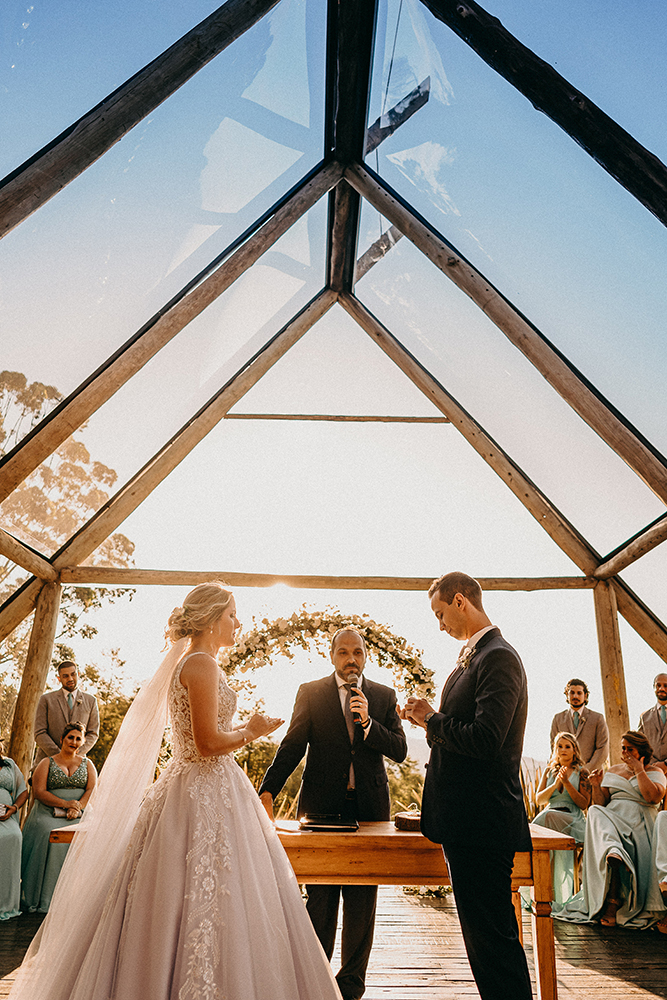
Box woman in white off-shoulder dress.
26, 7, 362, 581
10, 583, 342, 1000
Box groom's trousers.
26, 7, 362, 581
444, 842, 533, 1000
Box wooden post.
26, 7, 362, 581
8, 581, 62, 776
593, 580, 629, 765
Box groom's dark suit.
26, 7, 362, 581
421, 627, 532, 1000
259, 672, 406, 999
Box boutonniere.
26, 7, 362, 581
456, 646, 475, 669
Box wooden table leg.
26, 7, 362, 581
530, 850, 557, 1000
512, 891, 524, 946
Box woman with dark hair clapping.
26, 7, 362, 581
20, 722, 96, 913
0, 737, 28, 920
554, 730, 666, 929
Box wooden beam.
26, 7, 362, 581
327, 0, 377, 291
420, 0, 667, 228
355, 225, 403, 282
0, 162, 342, 504
8, 581, 62, 776
0, 578, 42, 644
593, 580, 629, 765
49, 290, 337, 571
594, 515, 667, 579
364, 79, 431, 155
59, 567, 595, 590
612, 578, 667, 666
345, 163, 667, 506
0, 0, 281, 239
0, 527, 58, 582
223, 413, 448, 423
340, 292, 599, 574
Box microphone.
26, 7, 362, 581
347, 673, 362, 724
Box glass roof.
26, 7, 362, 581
1, 0, 325, 449
355, 235, 665, 556
367, 0, 667, 457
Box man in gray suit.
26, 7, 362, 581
638, 673, 667, 766
33, 660, 99, 766
550, 678, 608, 770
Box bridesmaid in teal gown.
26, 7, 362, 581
553, 730, 666, 929
0, 739, 29, 920
533, 732, 590, 904
21, 723, 96, 913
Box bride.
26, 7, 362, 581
10, 583, 342, 1000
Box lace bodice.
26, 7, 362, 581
168, 653, 237, 763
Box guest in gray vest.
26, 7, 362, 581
638, 673, 667, 766
550, 678, 608, 770
33, 661, 99, 768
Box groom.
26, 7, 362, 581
402, 572, 532, 1000
259, 626, 407, 1000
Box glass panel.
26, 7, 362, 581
367, 0, 667, 457
355, 235, 666, 554
483, 0, 667, 157
621, 544, 667, 631
1, 0, 326, 448
90, 302, 579, 579
0, 196, 328, 552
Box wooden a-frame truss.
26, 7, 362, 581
2, 0, 667, 773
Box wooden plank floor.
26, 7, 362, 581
2, 888, 666, 998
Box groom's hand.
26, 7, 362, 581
259, 791, 275, 821
400, 697, 434, 729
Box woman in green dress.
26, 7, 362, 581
21, 723, 97, 913
553, 730, 666, 929
533, 732, 590, 904
0, 737, 29, 920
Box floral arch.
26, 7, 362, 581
219, 606, 435, 699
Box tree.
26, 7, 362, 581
0, 370, 136, 734
79, 652, 137, 773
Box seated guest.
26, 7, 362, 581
553, 730, 666, 929
0, 737, 28, 920
533, 732, 590, 904
21, 723, 96, 913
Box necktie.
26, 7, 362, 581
573, 711, 580, 730
67, 692, 74, 711
660, 705, 666, 726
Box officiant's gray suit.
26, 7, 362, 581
33, 688, 99, 765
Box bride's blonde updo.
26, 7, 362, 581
165, 582, 234, 643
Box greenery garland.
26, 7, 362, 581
220, 605, 435, 699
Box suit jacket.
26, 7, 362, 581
638, 706, 667, 763
550, 706, 609, 770
259, 673, 407, 820
420, 628, 531, 852
33, 688, 100, 766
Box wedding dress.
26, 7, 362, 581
10, 650, 341, 1000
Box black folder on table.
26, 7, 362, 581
298, 813, 359, 832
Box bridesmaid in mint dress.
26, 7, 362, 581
21, 723, 96, 913
553, 730, 666, 929
533, 732, 590, 904
0, 739, 29, 920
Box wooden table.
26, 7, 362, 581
52, 820, 572, 1000
276, 820, 574, 1000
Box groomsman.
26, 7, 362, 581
33, 660, 99, 767
402, 572, 532, 1000
638, 673, 667, 765
550, 678, 609, 770
259, 627, 407, 1000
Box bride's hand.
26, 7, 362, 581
244, 713, 285, 742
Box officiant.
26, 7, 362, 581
259, 626, 407, 1000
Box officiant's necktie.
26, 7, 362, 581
344, 684, 356, 743
573, 711, 580, 730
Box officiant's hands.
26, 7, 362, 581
399, 697, 434, 730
